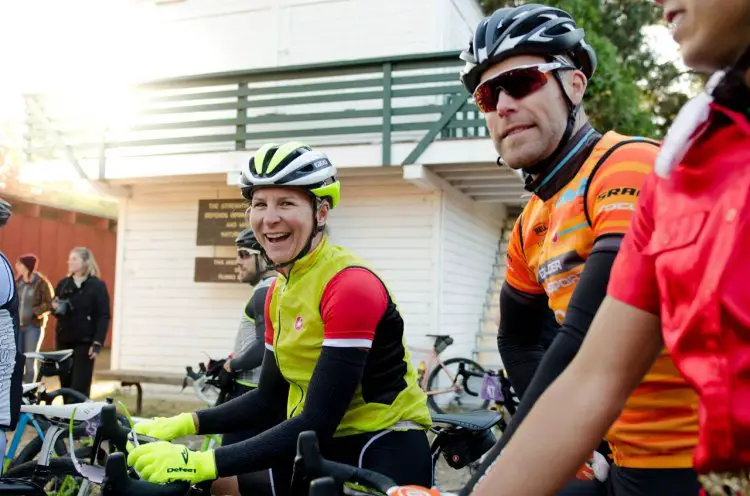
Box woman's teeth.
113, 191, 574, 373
266, 233, 291, 244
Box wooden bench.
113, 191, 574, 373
94, 369, 185, 415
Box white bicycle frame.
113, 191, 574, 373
18, 401, 108, 496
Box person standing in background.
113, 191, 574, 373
15, 254, 54, 382
52, 247, 111, 400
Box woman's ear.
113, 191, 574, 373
316, 200, 330, 229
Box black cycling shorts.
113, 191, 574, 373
237, 429, 432, 496
607, 465, 700, 496
556, 465, 701, 496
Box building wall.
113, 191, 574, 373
126, 0, 481, 80
112, 170, 442, 372
437, 188, 503, 360
439, 0, 485, 52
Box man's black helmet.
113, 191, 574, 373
459, 4, 597, 95
235, 228, 261, 251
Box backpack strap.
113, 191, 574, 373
582, 138, 661, 228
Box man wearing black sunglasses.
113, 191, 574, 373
458, 4, 699, 496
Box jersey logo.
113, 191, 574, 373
294, 316, 303, 332
537, 251, 585, 283
533, 223, 548, 235
596, 187, 639, 201
597, 202, 635, 214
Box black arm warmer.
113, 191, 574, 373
229, 340, 265, 372
229, 285, 269, 372
461, 237, 621, 495
497, 283, 559, 397
197, 349, 288, 434
213, 346, 368, 477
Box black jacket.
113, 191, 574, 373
54, 276, 111, 345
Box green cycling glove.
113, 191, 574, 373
127, 441, 217, 484
133, 412, 196, 441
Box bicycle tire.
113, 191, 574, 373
426, 358, 489, 414
3, 448, 91, 484
8, 422, 90, 468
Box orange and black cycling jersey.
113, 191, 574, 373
500, 125, 698, 470
506, 128, 654, 325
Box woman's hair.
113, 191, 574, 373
71, 247, 101, 278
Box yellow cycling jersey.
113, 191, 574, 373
264, 236, 432, 437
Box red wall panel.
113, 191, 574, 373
0, 198, 117, 350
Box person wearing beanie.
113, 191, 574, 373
15, 253, 54, 382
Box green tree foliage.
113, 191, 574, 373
478, 0, 695, 137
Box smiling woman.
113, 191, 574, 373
126, 142, 433, 496
239, 142, 340, 275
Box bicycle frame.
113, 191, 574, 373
411, 347, 467, 397
2, 412, 46, 474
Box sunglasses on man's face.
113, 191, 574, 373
237, 249, 259, 260
473, 62, 574, 114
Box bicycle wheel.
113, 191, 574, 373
8, 421, 90, 468
426, 358, 489, 414
3, 451, 90, 492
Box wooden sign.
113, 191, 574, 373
196, 200, 247, 246
194, 257, 241, 283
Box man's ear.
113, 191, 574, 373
567, 70, 587, 106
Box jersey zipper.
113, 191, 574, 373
275, 273, 305, 417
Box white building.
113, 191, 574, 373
23, 0, 527, 382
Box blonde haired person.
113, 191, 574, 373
52, 247, 111, 400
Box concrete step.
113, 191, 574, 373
476, 334, 496, 349
475, 350, 503, 370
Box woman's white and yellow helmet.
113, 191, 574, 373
239, 141, 341, 208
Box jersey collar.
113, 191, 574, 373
524, 123, 602, 201
281, 235, 329, 282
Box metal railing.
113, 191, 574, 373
24, 50, 488, 167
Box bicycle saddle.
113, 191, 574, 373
22, 382, 42, 395
425, 334, 452, 339
25, 350, 74, 362
431, 410, 502, 431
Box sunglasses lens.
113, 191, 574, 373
503, 68, 548, 99
474, 67, 550, 112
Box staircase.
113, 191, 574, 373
474, 206, 523, 370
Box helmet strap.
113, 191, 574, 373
516, 71, 580, 178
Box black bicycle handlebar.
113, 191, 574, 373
96, 403, 162, 453
101, 453, 195, 496
95, 406, 210, 496
184, 366, 202, 381
294, 431, 398, 495
456, 361, 494, 379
